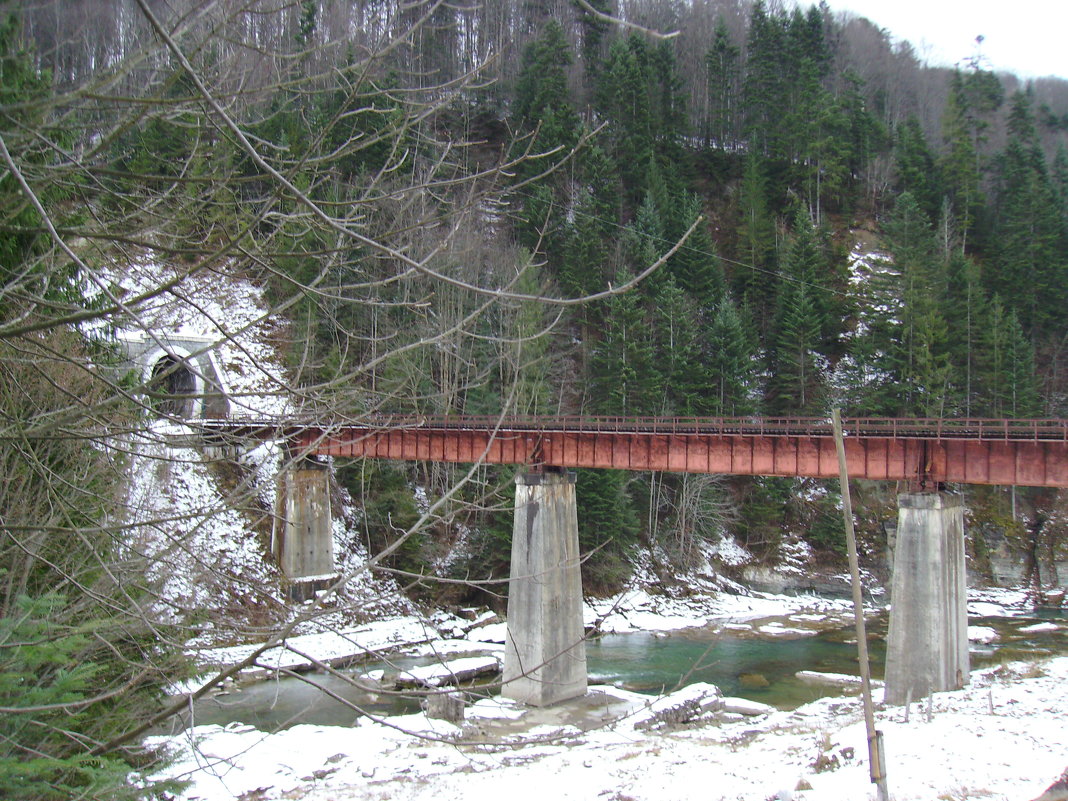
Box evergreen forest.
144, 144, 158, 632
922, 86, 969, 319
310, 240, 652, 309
2, 1, 1068, 796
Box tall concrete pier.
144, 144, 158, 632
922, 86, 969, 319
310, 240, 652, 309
884, 492, 969, 705
503, 470, 588, 706
273, 458, 335, 579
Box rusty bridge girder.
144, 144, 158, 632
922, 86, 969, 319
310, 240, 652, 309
250, 416, 1068, 488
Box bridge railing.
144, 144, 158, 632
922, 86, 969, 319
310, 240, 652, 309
342, 415, 1068, 441
195, 415, 1068, 442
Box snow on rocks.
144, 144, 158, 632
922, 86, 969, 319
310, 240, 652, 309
123, 422, 284, 625
150, 586, 1068, 801
467, 622, 508, 643
198, 616, 438, 676
395, 656, 501, 688
969, 625, 1001, 643
968, 587, 1035, 617
710, 534, 753, 566
757, 621, 821, 637
1019, 622, 1061, 634
632, 682, 723, 731
796, 671, 876, 689
718, 696, 777, 717
584, 584, 858, 636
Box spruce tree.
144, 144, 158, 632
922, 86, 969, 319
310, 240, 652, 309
704, 17, 740, 149
981, 298, 1041, 418
596, 36, 654, 209
989, 91, 1065, 338
575, 468, 640, 592
671, 194, 726, 312
743, 0, 786, 159
895, 116, 942, 221
733, 151, 778, 336
588, 266, 661, 416
705, 297, 756, 415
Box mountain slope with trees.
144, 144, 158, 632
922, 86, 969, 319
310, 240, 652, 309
2, 1, 1068, 794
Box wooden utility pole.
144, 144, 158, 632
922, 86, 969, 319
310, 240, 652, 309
832, 409, 889, 801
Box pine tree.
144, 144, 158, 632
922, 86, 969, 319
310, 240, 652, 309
574, 0, 611, 78
630, 189, 669, 289
705, 297, 756, 415
575, 468, 640, 592
786, 207, 835, 343
512, 21, 582, 250
704, 17, 740, 149
651, 277, 708, 415
559, 142, 616, 300
588, 266, 661, 416
895, 116, 942, 221
981, 298, 1041, 417
883, 193, 954, 415
939, 68, 1001, 250
1052, 143, 1068, 227
649, 40, 688, 166
733, 151, 778, 336
514, 20, 578, 138
768, 279, 824, 414
670, 194, 726, 311
505, 252, 553, 417
943, 252, 988, 416
839, 69, 885, 210
742, 0, 787, 160
989, 91, 1065, 338
0, 13, 69, 316
596, 36, 654, 209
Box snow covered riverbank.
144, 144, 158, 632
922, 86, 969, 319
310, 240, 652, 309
150, 586, 1065, 801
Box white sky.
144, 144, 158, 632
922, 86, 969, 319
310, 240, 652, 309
824, 0, 1068, 80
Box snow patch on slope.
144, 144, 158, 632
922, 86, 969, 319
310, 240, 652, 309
105, 255, 416, 639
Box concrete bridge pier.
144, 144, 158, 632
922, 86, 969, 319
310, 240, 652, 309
273, 457, 335, 582
884, 492, 969, 705
503, 469, 588, 706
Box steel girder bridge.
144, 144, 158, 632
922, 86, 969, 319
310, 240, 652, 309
203, 415, 1068, 489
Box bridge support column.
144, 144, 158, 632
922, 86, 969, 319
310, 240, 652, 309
503, 470, 587, 706
884, 492, 968, 705
274, 458, 335, 581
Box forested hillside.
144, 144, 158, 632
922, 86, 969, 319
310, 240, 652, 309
4, 1, 1068, 793
8, 0, 1068, 593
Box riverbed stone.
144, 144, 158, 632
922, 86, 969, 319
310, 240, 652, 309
426, 691, 465, 723
738, 672, 770, 689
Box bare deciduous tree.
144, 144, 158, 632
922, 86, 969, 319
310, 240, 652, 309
1, 2, 697, 794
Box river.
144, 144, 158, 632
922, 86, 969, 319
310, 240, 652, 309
167, 607, 1066, 733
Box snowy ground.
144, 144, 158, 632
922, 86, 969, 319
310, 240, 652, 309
150, 587, 1066, 801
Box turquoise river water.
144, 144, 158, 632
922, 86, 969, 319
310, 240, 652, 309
173, 609, 1066, 732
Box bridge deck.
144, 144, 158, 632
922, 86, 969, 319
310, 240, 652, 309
199, 416, 1068, 488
